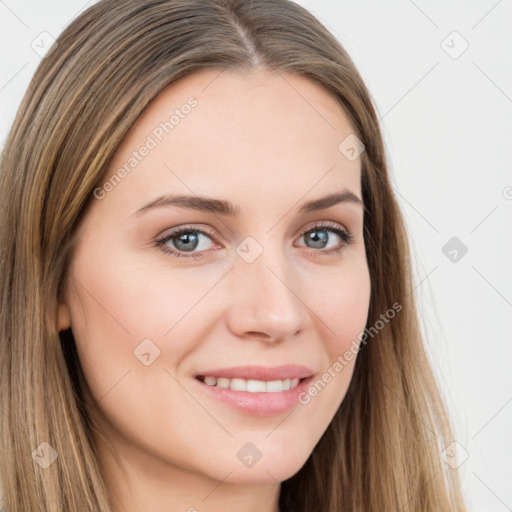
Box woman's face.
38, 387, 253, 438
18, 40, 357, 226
59, 68, 371, 488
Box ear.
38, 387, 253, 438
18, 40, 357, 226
57, 302, 71, 332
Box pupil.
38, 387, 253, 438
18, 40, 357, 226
175, 232, 198, 251
308, 229, 327, 248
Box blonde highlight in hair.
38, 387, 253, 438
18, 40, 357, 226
0, 0, 466, 510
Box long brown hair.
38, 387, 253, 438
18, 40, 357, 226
0, 0, 466, 510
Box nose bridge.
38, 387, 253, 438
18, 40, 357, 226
226, 234, 307, 339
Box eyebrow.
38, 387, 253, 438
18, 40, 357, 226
132, 189, 364, 217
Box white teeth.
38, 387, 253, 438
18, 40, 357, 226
216, 377, 230, 389
204, 376, 217, 386
266, 380, 284, 392
247, 379, 266, 392
200, 376, 302, 392
229, 378, 247, 391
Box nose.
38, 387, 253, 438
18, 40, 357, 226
225, 242, 309, 342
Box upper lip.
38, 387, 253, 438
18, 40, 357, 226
195, 364, 315, 381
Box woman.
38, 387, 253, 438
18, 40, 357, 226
0, 0, 467, 510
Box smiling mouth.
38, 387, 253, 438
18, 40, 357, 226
195, 375, 307, 393
193, 371, 315, 416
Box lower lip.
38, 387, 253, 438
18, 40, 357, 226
193, 376, 315, 417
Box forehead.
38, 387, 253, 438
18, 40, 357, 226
97, 68, 362, 218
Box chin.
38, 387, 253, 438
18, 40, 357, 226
205, 443, 313, 485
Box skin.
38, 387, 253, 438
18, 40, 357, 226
58, 68, 371, 512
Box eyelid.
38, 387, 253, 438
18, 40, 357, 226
298, 219, 348, 237
155, 223, 220, 246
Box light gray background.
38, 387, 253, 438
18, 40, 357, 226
1, 1, 511, 510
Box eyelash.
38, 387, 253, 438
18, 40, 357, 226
155, 222, 354, 260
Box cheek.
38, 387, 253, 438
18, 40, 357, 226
64, 249, 166, 399
65, 245, 222, 396
307, 258, 371, 354
336, 279, 371, 351
286, 256, 370, 413
69, 241, 182, 337
74, 244, 225, 339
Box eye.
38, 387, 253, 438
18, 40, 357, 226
295, 222, 354, 256
155, 222, 354, 259
155, 225, 218, 259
